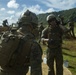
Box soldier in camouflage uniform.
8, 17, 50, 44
0, 10, 42, 75
38, 22, 44, 43
2, 19, 9, 27
58, 14, 64, 25
68, 20, 75, 38
41, 14, 64, 75
58, 14, 67, 26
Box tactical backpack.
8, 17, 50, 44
0, 31, 33, 68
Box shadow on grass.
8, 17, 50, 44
62, 47, 70, 50
68, 65, 75, 69
63, 52, 76, 57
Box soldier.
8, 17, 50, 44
41, 14, 64, 75
0, 10, 42, 75
38, 22, 44, 43
58, 14, 64, 25
58, 14, 67, 26
2, 19, 9, 27
68, 20, 75, 38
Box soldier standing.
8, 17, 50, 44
0, 10, 42, 75
38, 22, 44, 43
68, 20, 75, 38
2, 19, 9, 27
58, 14, 68, 26
41, 14, 64, 75
58, 14, 64, 25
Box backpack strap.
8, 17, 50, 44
8, 35, 34, 68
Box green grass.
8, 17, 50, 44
62, 39, 76, 75
40, 37, 76, 75
74, 22, 76, 33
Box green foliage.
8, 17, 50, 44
37, 8, 76, 26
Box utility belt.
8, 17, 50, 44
48, 39, 62, 48
48, 45, 61, 49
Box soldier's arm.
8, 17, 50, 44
41, 38, 49, 46
41, 27, 49, 45
41, 38, 49, 42
30, 42, 42, 75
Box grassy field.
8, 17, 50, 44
62, 39, 76, 75
40, 37, 76, 75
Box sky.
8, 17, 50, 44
0, 0, 76, 25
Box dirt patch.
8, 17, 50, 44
27, 62, 72, 75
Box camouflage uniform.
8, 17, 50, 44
38, 23, 44, 43
68, 21, 75, 37
58, 15, 64, 25
2, 19, 8, 27
58, 15, 67, 26
41, 14, 63, 75
0, 10, 42, 75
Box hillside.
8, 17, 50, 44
37, 8, 76, 26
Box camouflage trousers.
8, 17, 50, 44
0, 65, 29, 75
69, 28, 75, 37
47, 47, 63, 75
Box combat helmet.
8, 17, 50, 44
18, 10, 38, 28
46, 14, 56, 22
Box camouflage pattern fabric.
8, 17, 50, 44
0, 33, 43, 75
41, 26, 63, 75
0, 9, 42, 75
38, 25, 44, 43
68, 21, 75, 37
47, 47, 63, 75
30, 41, 42, 75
